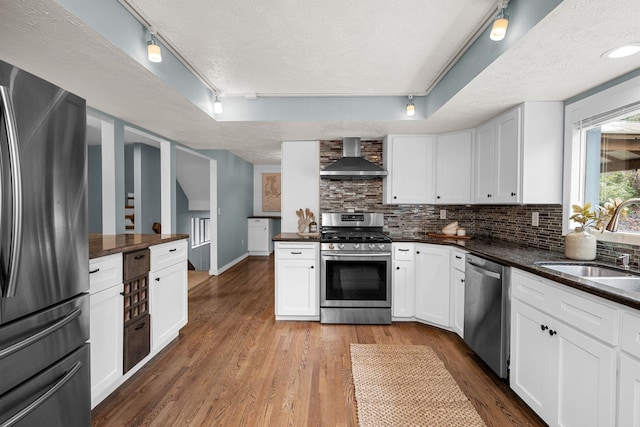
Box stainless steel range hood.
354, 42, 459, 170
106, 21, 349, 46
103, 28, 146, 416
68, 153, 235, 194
320, 137, 387, 179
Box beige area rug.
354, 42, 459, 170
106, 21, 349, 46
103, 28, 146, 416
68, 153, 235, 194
350, 344, 487, 427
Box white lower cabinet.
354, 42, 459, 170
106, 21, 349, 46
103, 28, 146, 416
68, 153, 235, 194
450, 249, 466, 338
248, 218, 273, 256
414, 244, 450, 327
149, 240, 189, 352
392, 243, 415, 319
619, 354, 640, 427
150, 261, 188, 351
275, 242, 319, 320
619, 311, 640, 426
510, 269, 617, 427
89, 282, 123, 409
89, 253, 123, 409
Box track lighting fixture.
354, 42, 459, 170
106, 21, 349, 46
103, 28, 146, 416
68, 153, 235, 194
406, 95, 415, 117
214, 95, 224, 114
490, 0, 509, 41
147, 30, 162, 63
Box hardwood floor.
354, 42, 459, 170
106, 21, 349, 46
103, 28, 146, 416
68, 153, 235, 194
91, 255, 545, 427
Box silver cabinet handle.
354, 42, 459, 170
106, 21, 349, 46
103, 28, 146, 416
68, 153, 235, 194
291, 251, 302, 255
0, 86, 23, 299
398, 249, 410, 252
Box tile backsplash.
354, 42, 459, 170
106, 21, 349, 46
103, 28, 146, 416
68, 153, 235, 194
319, 139, 640, 264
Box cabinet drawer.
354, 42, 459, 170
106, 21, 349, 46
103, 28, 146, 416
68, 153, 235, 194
89, 254, 123, 295
248, 218, 268, 227
150, 240, 188, 272
621, 311, 640, 356
547, 285, 618, 345
123, 249, 150, 281
511, 269, 554, 313
276, 248, 316, 260
123, 313, 150, 374
450, 250, 466, 271
393, 243, 414, 261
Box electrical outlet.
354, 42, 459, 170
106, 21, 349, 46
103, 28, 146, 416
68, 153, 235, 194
440, 209, 447, 220
532, 212, 539, 227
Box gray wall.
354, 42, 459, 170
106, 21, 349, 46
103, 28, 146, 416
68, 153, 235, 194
125, 144, 134, 203
199, 149, 253, 268
135, 143, 162, 234
88, 145, 102, 233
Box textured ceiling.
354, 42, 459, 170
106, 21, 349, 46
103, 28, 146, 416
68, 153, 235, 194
0, 0, 639, 166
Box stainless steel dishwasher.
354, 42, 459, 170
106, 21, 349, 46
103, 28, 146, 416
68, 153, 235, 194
464, 254, 510, 379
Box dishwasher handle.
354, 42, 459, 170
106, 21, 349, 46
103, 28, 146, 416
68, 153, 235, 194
466, 260, 502, 280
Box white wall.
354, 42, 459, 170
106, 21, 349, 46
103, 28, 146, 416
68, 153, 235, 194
253, 165, 282, 216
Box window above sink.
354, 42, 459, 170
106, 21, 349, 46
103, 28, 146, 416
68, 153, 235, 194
564, 73, 640, 245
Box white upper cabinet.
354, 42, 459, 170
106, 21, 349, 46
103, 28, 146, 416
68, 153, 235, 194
473, 102, 563, 204
281, 141, 319, 232
383, 135, 435, 204
435, 130, 473, 204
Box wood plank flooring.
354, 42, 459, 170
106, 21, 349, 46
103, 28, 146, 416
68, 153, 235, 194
91, 255, 545, 427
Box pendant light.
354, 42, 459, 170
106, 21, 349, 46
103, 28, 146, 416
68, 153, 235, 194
406, 95, 415, 117
214, 95, 224, 114
147, 30, 162, 63
490, 1, 509, 41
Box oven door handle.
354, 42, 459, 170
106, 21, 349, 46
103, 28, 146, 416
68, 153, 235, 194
322, 253, 391, 258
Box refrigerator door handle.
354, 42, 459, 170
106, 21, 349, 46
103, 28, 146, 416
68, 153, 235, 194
0, 360, 83, 427
0, 86, 23, 299
0, 308, 81, 359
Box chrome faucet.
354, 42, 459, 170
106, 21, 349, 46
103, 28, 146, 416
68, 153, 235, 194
618, 254, 630, 270
605, 198, 640, 232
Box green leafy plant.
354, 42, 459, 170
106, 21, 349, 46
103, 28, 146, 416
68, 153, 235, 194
570, 198, 625, 232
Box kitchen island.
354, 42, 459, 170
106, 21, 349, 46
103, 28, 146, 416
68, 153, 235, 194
89, 234, 189, 408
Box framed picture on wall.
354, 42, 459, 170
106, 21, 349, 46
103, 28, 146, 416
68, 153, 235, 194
262, 172, 281, 212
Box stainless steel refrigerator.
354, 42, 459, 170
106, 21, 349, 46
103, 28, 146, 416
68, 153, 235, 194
0, 60, 90, 426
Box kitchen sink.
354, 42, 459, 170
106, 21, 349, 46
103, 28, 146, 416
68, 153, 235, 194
536, 262, 636, 278
536, 262, 640, 293
587, 276, 640, 293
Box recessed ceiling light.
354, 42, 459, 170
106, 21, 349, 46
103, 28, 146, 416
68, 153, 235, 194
602, 43, 640, 59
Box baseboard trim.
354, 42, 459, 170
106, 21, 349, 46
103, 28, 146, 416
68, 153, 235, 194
210, 253, 249, 275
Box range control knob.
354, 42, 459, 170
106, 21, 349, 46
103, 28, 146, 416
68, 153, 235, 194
378, 244, 386, 250
353, 243, 361, 250
368, 244, 376, 250
337, 243, 345, 250
328, 243, 334, 250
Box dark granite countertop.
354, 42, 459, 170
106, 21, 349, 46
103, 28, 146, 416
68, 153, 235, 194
89, 234, 189, 259
273, 232, 640, 311
248, 216, 282, 219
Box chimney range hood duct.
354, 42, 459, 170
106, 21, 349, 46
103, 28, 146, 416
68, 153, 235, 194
320, 137, 387, 179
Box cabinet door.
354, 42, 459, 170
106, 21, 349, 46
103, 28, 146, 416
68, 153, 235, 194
494, 108, 521, 203
619, 353, 640, 427
473, 121, 495, 202
550, 322, 617, 427
248, 220, 269, 253
384, 135, 435, 204
414, 245, 450, 327
276, 259, 318, 316
451, 268, 465, 338
510, 299, 551, 421
435, 131, 472, 204
150, 261, 188, 352
89, 284, 123, 408
392, 260, 415, 318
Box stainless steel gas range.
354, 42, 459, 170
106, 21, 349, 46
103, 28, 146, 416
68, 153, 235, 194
320, 213, 392, 324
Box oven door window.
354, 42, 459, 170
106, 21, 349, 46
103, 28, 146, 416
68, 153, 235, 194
325, 259, 387, 301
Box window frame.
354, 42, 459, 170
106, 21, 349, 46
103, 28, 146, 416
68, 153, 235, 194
191, 217, 211, 248
564, 73, 640, 245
